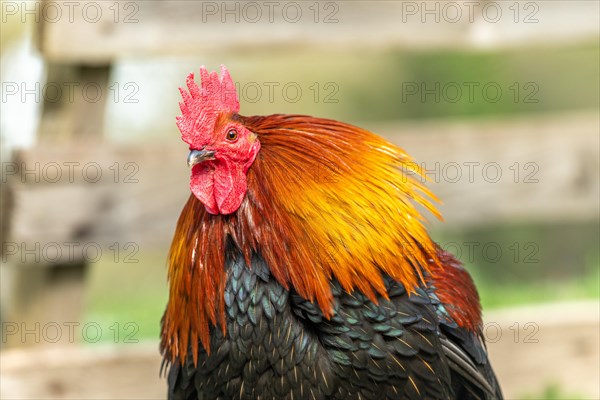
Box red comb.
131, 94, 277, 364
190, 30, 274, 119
176, 65, 239, 146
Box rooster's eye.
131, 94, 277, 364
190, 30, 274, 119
226, 129, 238, 141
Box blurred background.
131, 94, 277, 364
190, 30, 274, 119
1, 1, 598, 399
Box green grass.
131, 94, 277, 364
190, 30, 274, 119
432, 221, 600, 309
373, 42, 600, 121
521, 382, 589, 400
83, 251, 168, 344
475, 241, 599, 310
478, 266, 599, 310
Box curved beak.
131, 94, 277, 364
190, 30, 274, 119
187, 149, 215, 168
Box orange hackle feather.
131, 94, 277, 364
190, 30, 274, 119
161, 114, 445, 365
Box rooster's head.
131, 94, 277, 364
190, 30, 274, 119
176, 65, 260, 215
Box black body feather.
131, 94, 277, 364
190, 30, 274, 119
166, 249, 502, 400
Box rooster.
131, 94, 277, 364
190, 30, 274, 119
161, 66, 502, 400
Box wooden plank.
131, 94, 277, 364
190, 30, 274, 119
377, 111, 600, 228
1, 301, 598, 399
34, 1, 600, 63
7, 142, 188, 249
485, 301, 600, 399
5, 112, 598, 251
0, 343, 164, 399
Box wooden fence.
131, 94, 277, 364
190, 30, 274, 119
0, 1, 598, 398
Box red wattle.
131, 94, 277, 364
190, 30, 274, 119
213, 159, 248, 215
190, 164, 218, 214
190, 159, 249, 215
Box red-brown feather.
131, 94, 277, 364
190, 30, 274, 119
430, 248, 483, 332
